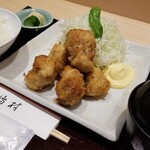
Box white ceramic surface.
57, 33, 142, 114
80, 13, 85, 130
0, 20, 150, 141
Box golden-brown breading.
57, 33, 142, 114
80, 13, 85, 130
71, 51, 94, 73
48, 43, 67, 75
24, 55, 56, 91
85, 67, 110, 98
56, 65, 85, 107
64, 29, 96, 73
65, 29, 96, 60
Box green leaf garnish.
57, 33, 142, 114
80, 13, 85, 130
23, 15, 40, 27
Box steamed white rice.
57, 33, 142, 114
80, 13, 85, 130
0, 17, 14, 46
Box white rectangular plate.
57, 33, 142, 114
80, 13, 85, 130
0, 20, 150, 141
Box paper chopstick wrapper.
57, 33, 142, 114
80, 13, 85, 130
0, 85, 60, 140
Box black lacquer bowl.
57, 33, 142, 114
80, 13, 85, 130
126, 80, 150, 150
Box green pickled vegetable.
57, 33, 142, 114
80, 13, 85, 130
89, 7, 103, 38
23, 15, 40, 27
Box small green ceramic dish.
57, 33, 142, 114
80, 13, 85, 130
16, 8, 53, 31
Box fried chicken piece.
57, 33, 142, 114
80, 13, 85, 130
24, 55, 56, 91
85, 67, 110, 98
56, 66, 85, 107
64, 29, 96, 73
71, 51, 94, 73
48, 43, 67, 75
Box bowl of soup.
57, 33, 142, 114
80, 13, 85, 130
126, 80, 150, 150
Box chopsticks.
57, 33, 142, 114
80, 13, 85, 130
1, 84, 70, 143
51, 128, 70, 143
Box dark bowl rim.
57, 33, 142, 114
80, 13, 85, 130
128, 81, 150, 138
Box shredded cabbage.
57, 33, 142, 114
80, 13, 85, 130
59, 14, 126, 67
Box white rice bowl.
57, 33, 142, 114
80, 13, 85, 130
0, 8, 21, 55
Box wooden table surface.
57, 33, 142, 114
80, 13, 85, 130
67, 0, 150, 24
1, 0, 150, 46
0, 0, 150, 149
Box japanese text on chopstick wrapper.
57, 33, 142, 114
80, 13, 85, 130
0, 94, 22, 111
0, 86, 60, 140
